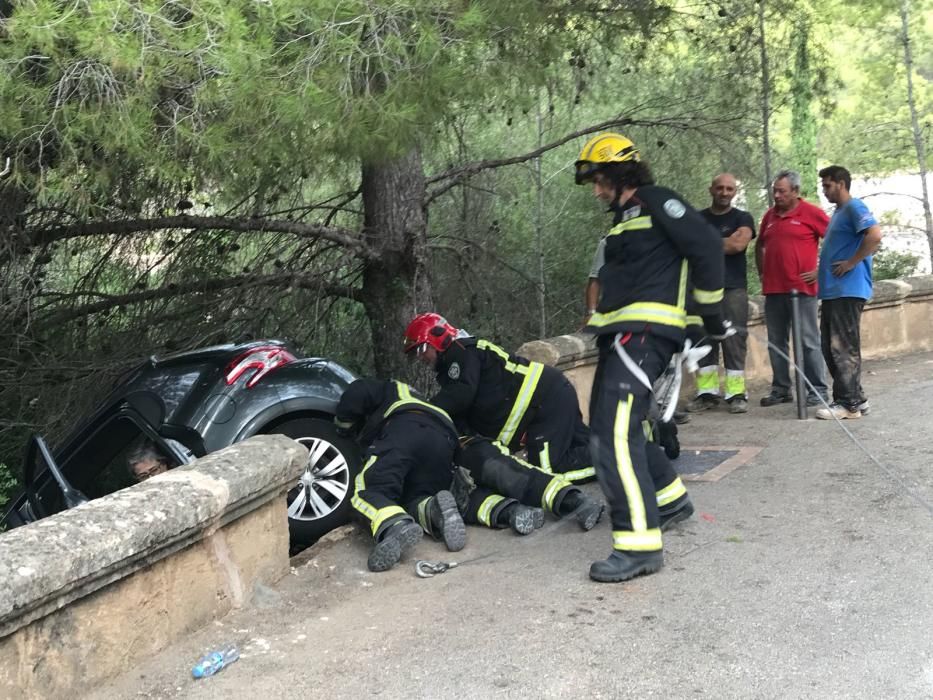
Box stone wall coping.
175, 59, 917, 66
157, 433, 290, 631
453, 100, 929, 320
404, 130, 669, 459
903, 274, 933, 295
0, 435, 307, 639
518, 274, 933, 367
870, 278, 912, 304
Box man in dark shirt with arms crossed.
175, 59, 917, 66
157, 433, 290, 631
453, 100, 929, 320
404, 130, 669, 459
687, 173, 756, 414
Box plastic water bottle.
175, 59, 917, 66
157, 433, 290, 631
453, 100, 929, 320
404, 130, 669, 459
191, 645, 240, 679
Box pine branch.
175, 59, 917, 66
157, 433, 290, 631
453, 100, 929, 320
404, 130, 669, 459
20, 215, 371, 258
429, 236, 544, 292
424, 112, 747, 205
424, 117, 636, 204
38, 271, 362, 328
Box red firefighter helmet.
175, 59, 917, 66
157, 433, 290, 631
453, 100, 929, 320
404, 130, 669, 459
404, 312, 459, 353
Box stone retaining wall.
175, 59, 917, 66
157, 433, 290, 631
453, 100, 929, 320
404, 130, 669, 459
518, 275, 933, 421
0, 435, 307, 699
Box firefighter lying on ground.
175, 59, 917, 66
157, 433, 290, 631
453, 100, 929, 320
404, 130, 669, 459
335, 378, 467, 572
455, 436, 605, 533
404, 313, 594, 483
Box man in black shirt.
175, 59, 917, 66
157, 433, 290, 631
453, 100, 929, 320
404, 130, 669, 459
686, 173, 756, 414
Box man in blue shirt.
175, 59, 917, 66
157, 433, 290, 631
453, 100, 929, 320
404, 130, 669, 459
816, 165, 883, 420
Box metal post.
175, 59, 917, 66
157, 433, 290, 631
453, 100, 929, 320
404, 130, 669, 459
790, 289, 808, 419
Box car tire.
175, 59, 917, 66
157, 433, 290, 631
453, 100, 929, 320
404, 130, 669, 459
268, 417, 362, 549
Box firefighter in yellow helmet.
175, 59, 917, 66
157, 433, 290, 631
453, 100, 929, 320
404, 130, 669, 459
575, 133, 731, 583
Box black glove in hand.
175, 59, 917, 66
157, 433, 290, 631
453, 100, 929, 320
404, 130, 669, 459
702, 314, 736, 341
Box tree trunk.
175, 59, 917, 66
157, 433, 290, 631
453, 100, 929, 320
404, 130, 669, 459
790, 19, 817, 200
0, 181, 32, 258
534, 97, 547, 339
359, 148, 434, 380
900, 0, 933, 268
757, 0, 774, 204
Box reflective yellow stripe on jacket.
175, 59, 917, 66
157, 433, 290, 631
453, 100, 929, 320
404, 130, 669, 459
608, 215, 652, 235
477, 340, 544, 446
678, 260, 688, 308
589, 302, 687, 330
384, 381, 453, 425
693, 287, 724, 304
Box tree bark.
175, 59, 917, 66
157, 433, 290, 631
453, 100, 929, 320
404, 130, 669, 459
0, 181, 32, 256
534, 96, 547, 339
757, 0, 774, 204
360, 148, 434, 380
900, 0, 933, 267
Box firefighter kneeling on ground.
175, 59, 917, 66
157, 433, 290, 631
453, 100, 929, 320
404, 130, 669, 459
455, 436, 605, 533
335, 378, 467, 572
404, 313, 594, 484
574, 132, 733, 583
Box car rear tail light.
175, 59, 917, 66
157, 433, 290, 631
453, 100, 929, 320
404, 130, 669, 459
225, 346, 296, 388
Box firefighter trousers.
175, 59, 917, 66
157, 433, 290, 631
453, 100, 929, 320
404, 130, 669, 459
351, 413, 457, 540
524, 368, 595, 483
589, 332, 690, 553
457, 437, 577, 527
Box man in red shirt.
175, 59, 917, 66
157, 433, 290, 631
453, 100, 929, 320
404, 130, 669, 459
755, 170, 830, 407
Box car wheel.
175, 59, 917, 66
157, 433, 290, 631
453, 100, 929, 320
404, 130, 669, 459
268, 418, 361, 548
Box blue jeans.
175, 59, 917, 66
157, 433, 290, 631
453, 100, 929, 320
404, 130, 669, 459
764, 294, 828, 398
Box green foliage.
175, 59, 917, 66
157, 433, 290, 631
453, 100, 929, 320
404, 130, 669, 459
816, 0, 933, 174
0, 463, 19, 514
873, 246, 920, 280
790, 20, 818, 199
0, 0, 664, 209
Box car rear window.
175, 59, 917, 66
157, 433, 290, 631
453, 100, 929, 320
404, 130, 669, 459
130, 364, 216, 422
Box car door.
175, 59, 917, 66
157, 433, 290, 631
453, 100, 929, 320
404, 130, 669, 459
25, 397, 187, 521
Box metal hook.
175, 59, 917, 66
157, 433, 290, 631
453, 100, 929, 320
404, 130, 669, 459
415, 560, 458, 578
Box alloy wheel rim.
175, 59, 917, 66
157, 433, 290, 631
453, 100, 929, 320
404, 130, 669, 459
286, 436, 350, 521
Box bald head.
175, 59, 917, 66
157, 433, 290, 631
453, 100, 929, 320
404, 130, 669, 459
709, 172, 737, 213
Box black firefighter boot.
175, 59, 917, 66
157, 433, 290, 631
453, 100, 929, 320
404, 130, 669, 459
497, 503, 546, 535
659, 496, 695, 531
368, 519, 423, 573
589, 550, 664, 583
427, 490, 467, 552
558, 488, 605, 531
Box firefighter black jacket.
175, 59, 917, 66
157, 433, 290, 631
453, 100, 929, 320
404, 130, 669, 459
585, 184, 725, 342
335, 378, 457, 446
431, 337, 559, 448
